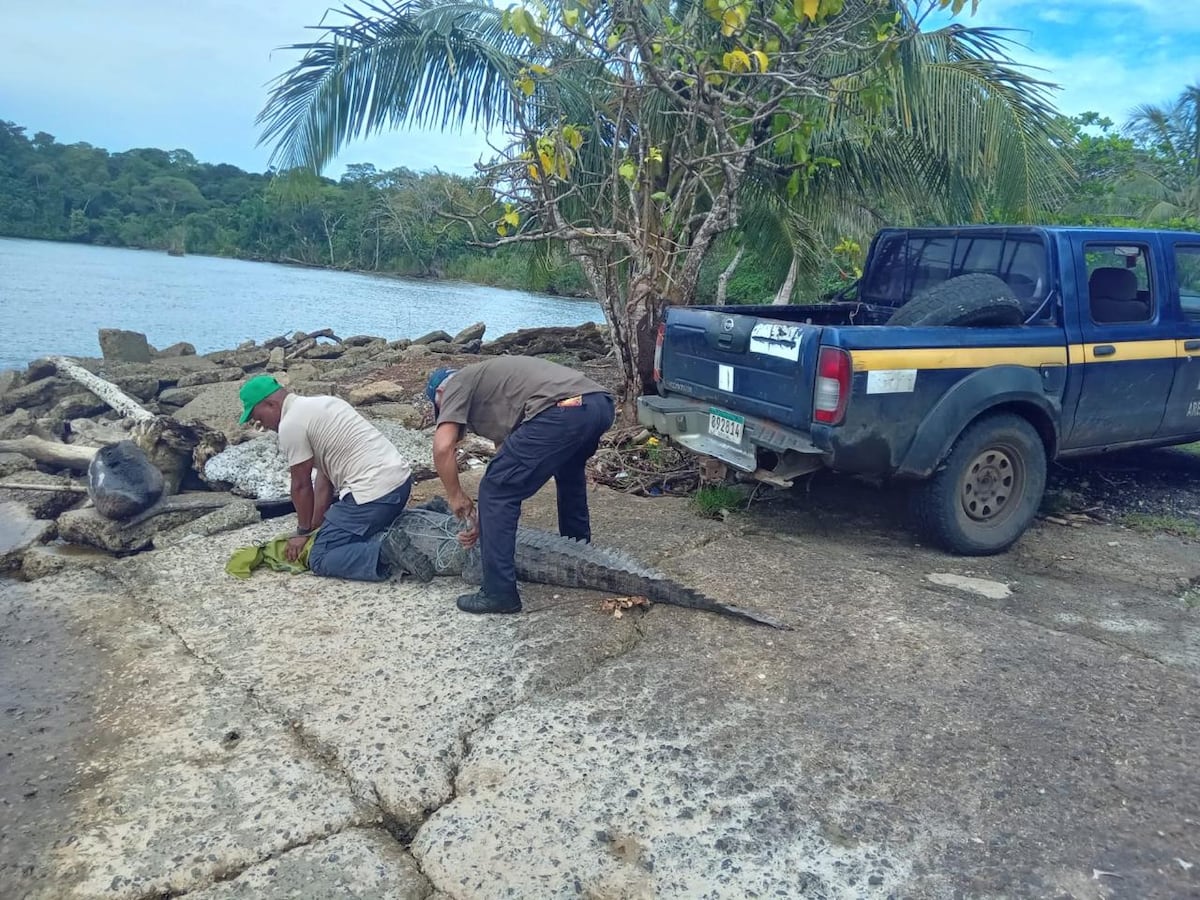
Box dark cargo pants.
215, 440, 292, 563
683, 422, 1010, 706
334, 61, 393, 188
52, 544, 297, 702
476, 391, 615, 599
309, 477, 413, 581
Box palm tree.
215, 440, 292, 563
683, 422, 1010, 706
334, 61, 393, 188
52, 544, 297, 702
731, 20, 1074, 302
257, 0, 1072, 391
1126, 83, 1200, 222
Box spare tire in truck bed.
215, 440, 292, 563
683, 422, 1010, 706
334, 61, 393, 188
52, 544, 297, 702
886, 273, 1025, 327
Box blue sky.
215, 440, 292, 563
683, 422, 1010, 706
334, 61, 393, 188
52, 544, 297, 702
1, 0, 1197, 180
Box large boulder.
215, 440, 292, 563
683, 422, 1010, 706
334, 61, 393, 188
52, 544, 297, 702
342, 334, 384, 348
87, 440, 165, 520
155, 341, 196, 358
301, 343, 345, 361
48, 393, 109, 423
347, 381, 407, 406
202, 437, 291, 500
157, 384, 211, 409
0, 452, 35, 478
98, 328, 153, 363
172, 381, 247, 433
414, 330, 453, 345
453, 322, 487, 343
57, 504, 210, 552
0, 369, 20, 400
177, 367, 244, 388
0, 501, 54, 571
206, 348, 270, 371
0, 408, 36, 440
0, 377, 73, 414
204, 421, 435, 500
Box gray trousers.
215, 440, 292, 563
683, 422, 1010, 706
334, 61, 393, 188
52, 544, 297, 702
308, 478, 412, 581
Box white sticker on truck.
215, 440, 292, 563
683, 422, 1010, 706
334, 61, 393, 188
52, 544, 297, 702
718, 364, 734, 392
866, 369, 917, 394
749, 322, 803, 361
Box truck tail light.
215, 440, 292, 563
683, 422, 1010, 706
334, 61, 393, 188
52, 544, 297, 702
814, 347, 851, 425
652, 321, 666, 382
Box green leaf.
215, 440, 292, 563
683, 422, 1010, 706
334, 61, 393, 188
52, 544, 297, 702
618, 160, 636, 181
650, 191, 669, 201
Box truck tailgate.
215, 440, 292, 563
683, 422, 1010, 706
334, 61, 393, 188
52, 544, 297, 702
659, 307, 822, 429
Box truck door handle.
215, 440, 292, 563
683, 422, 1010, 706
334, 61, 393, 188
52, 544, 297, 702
1092, 345, 1116, 357
1185, 340, 1200, 352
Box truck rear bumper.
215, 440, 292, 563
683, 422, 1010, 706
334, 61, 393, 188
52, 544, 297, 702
637, 393, 825, 480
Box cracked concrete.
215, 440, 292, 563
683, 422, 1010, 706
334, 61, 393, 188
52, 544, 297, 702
3, 470, 1199, 898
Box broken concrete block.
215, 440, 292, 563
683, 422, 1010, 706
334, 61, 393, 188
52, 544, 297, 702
98, 328, 153, 363
57, 505, 212, 552
348, 381, 407, 406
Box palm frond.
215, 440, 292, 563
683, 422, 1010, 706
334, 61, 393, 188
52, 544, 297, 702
257, 0, 536, 171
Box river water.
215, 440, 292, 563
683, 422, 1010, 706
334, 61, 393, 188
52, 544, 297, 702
0, 238, 603, 372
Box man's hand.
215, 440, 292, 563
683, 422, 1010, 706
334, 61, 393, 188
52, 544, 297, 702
285, 534, 310, 562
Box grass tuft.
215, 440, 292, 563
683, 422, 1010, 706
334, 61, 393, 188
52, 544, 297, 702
691, 484, 746, 519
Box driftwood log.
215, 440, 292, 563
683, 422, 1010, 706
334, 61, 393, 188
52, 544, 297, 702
0, 436, 97, 471
0, 481, 89, 493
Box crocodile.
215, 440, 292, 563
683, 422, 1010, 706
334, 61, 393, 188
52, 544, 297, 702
389, 497, 789, 629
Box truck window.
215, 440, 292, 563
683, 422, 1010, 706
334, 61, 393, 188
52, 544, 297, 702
1085, 244, 1153, 324
860, 233, 1050, 320
1176, 245, 1200, 322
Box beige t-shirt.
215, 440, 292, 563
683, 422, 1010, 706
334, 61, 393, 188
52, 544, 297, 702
435, 356, 608, 445
278, 394, 411, 504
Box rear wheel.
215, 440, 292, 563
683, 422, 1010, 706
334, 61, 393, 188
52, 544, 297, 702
912, 413, 1046, 555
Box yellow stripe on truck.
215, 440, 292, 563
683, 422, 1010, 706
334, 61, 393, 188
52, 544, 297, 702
852, 340, 1184, 373
849, 346, 1069, 372
1067, 339, 1178, 364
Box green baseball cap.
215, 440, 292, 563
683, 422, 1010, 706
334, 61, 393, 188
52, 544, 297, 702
238, 374, 283, 424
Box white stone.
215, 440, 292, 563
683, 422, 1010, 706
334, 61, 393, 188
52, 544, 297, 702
925, 572, 1012, 600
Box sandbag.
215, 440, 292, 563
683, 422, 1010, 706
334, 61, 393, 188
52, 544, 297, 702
87, 440, 165, 520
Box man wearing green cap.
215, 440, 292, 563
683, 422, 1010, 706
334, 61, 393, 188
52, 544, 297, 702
238, 374, 432, 582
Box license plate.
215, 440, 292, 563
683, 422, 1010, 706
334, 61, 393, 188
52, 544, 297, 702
707, 408, 744, 444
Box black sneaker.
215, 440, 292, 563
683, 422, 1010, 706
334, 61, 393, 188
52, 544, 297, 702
381, 526, 435, 583
457, 589, 522, 615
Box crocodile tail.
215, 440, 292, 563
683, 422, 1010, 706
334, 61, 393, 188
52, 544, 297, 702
641, 579, 791, 630
512, 527, 789, 630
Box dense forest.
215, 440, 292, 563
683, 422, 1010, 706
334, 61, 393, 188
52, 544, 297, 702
2, 91, 1199, 304
0, 120, 590, 296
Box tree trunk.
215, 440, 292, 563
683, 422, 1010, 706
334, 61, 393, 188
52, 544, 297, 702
716, 247, 744, 305
773, 255, 799, 305
622, 276, 663, 406
0, 436, 96, 471
49, 356, 155, 421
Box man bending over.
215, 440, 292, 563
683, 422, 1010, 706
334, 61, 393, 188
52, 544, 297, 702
426, 357, 615, 615
238, 374, 431, 581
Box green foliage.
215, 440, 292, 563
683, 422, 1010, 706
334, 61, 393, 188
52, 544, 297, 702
0, 119, 584, 292
691, 485, 747, 519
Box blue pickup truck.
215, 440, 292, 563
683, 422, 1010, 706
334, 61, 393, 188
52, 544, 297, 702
637, 225, 1200, 555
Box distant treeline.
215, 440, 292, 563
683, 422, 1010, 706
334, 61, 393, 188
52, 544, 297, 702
0, 120, 590, 296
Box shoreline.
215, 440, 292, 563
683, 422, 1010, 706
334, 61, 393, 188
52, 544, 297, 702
0, 232, 597, 298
